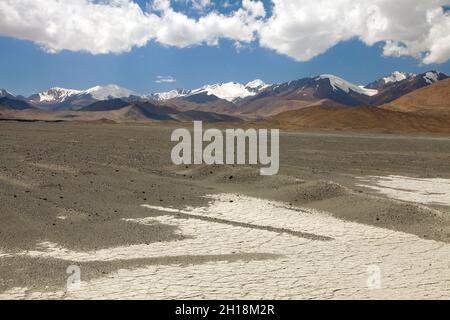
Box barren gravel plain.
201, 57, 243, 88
1, 122, 449, 299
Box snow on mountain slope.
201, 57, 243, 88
417, 71, 447, 85
150, 89, 190, 101
318, 75, 378, 96
190, 82, 253, 102
423, 72, 439, 84
365, 71, 416, 90
32, 87, 84, 103
383, 71, 416, 84
151, 80, 270, 103
245, 79, 270, 92
0, 89, 14, 98
85, 85, 139, 100
190, 80, 270, 102
30, 85, 140, 104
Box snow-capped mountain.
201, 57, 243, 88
0, 89, 15, 98
84, 85, 140, 101
150, 80, 270, 103
246, 79, 270, 93
365, 71, 416, 89
369, 71, 448, 105
423, 71, 441, 84
239, 74, 378, 116
237, 71, 447, 116
191, 80, 270, 102
190, 82, 251, 102
318, 75, 378, 96
149, 89, 190, 101
29, 85, 141, 110
3, 71, 447, 116
384, 71, 416, 84
29, 87, 84, 104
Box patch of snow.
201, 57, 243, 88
245, 79, 269, 91
383, 71, 415, 84
36, 87, 84, 103
423, 72, 439, 84
85, 85, 139, 100
190, 82, 257, 102
319, 75, 378, 96
0, 89, 13, 97
149, 89, 190, 101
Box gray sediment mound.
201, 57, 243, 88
308, 193, 450, 242
212, 173, 450, 243
234, 179, 350, 205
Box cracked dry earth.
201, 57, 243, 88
1, 123, 450, 300
2, 194, 450, 299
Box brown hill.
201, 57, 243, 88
163, 98, 237, 114
269, 105, 450, 134
0, 103, 241, 123
382, 78, 450, 116
235, 97, 344, 117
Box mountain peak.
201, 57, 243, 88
149, 80, 270, 103
29, 84, 140, 108
245, 79, 269, 91
365, 71, 416, 89
85, 84, 139, 100
0, 89, 14, 98
30, 87, 83, 103
422, 70, 447, 84
150, 89, 190, 101
318, 74, 378, 96
383, 71, 416, 84
190, 81, 266, 102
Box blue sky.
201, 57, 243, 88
0, 0, 449, 96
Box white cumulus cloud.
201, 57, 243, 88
0, 0, 159, 54
0, 0, 449, 65
259, 0, 450, 64
151, 0, 262, 47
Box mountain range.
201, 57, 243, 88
150, 79, 269, 104
1, 70, 449, 131
27, 85, 142, 110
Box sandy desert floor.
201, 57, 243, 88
0, 122, 449, 299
